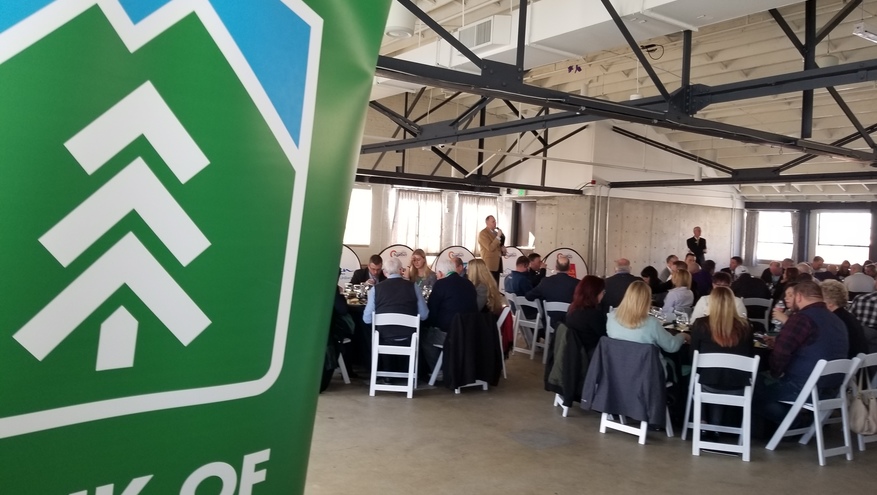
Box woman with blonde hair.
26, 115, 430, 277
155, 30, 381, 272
407, 248, 436, 287
607, 281, 688, 352
467, 259, 504, 314
662, 268, 694, 320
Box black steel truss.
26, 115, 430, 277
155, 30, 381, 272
364, 0, 877, 192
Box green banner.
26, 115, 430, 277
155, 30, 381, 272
0, 0, 389, 492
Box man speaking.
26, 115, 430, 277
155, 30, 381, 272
478, 215, 506, 284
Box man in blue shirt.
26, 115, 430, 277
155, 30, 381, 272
505, 255, 535, 318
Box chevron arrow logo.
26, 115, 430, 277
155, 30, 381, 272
13, 81, 211, 371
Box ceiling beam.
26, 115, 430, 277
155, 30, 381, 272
355, 169, 583, 196
610, 168, 877, 188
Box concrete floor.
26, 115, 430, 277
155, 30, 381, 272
306, 355, 874, 495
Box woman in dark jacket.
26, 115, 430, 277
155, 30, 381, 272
689, 286, 754, 389
565, 275, 608, 352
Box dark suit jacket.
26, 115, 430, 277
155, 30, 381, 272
526, 273, 579, 326
601, 272, 640, 313
427, 273, 478, 331
350, 267, 386, 285
731, 274, 771, 300
686, 236, 707, 264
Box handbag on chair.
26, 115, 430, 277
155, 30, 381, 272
849, 372, 877, 435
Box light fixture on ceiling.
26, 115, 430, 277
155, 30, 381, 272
852, 21, 877, 44
817, 54, 839, 67
385, 1, 416, 38
629, 60, 642, 100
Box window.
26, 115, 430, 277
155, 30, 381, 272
342, 188, 372, 245
456, 194, 500, 253
755, 211, 793, 262
816, 211, 871, 264
389, 188, 443, 253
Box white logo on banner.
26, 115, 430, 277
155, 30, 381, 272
13, 82, 211, 371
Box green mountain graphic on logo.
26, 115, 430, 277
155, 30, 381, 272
0, 2, 319, 438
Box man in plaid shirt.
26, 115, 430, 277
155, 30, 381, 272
755, 281, 848, 425
850, 276, 877, 352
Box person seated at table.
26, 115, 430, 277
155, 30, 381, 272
659, 254, 678, 282
361, 257, 428, 343
755, 281, 848, 426
689, 286, 754, 428
608, 281, 689, 352
528, 253, 547, 287
689, 286, 754, 384
526, 254, 579, 328
838, 260, 851, 279
690, 271, 747, 321
565, 275, 608, 352
821, 280, 869, 358
771, 266, 798, 304
505, 256, 536, 318
421, 258, 479, 374
468, 258, 504, 315
350, 254, 386, 286
407, 248, 436, 288
662, 268, 694, 321
692, 260, 715, 298
641, 265, 663, 296
602, 258, 639, 314
770, 282, 798, 329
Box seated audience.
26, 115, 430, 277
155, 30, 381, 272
850, 277, 877, 353
565, 275, 608, 352
422, 258, 479, 373
692, 260, 715, 298
781, 258, 795, 269
662, 268, 694, 320
468, 258, 504, 315
722, 256, 743, 280
796, 262, 813, 275
839, 260, 851, 279
755, 281, 848, 425
526, 255, 579, 305
844, 263, 874, 295
350, 254, 387, 286
362, 257, 429, 343
690, 272, 747, 321
865, 263, 877, 279
811, 256, 825, 273
607, 281, 688, 354
527, 252, 547, 287
602, 258, 639, 313
770, 282, 798, 328
690, 286, 754, 389
659, 254, 678, 282
407, 248, 436, 287
641, 265, 664, 296
771, 266, 799, 304
731, 266, 771, 304
760, 261, 783, 286
821, 280, 869, 358
505, 256, 536, 318
814, 263, 838, 282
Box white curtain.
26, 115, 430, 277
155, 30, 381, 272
390, 189, 443, 253
457, 194, 499, 254
790, 211, 800, 262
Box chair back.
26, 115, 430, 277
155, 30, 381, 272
513, 295, 543, 323
692, 351, 760, 380
497, 306, 511, 331
802, 358, 861, 403
372, 312, 420, 334
543, 301, 570, 330
742, 298, 771, 331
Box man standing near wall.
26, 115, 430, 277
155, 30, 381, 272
478, 215, 506, 284
686, 226, 707, 265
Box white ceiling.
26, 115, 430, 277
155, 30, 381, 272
373, 0, 877, 202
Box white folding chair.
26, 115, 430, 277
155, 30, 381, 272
599, 409, 674, 445
766, 357, 861, 465
497, 306, 510, 379
742, 298, 771, 332
511, 295, 543, 360
681, 351, 760, 461
542, 301, 570, 365
369, 313, 421, 399
336, 337, 352, 384
854, 352, 877, 451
